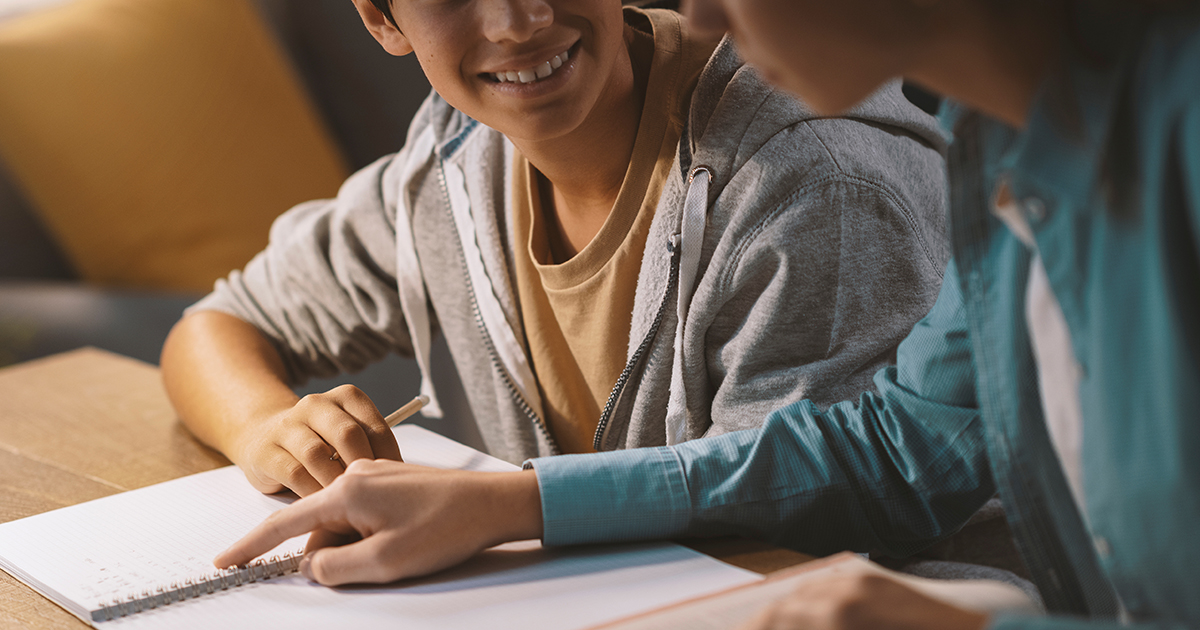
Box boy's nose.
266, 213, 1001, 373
480, 0, 554, 43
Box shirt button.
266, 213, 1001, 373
1094, 536, 1112, 558
1023, 197, 1047, 221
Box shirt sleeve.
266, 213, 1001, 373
530, 259, 995, 557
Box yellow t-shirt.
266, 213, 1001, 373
511, 9, 716, 453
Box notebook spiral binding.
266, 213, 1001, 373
93, 551, 304, 622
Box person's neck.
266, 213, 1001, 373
510, 33, 643, 261
907, 2, 1067, 129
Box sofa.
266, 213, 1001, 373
0, 0, 484, 448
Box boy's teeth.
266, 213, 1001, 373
493, 50, 570, 84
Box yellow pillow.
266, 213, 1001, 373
0, 0, 349, 291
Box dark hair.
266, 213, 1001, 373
370, 0, 398, 28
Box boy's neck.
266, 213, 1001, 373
908, 2, 1066, 129
512, 27, 644, 261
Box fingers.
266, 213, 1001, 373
278, 427, 345, 490
329, 387, 402, 462
301, 534, 405, 586
253, 386, 402, 495
214, 491, 343, 569
305, 527, 360, 554
222, 461, 515, 589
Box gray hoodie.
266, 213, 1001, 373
191, 18, 949, 464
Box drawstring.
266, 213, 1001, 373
665, 166, 711, 445
442, 160, 545, 420
395, 127, 442, 417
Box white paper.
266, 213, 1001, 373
0, 425, 761, 628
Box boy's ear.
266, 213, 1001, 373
350, 0, 414, 56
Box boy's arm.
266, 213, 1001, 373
164, 147, 424, 495
161, 310, 400, 496
697, 173, 947, 436
534, 260, 993, 557
216, 261, 991, 583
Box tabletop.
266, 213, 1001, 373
0, 348, 812, 629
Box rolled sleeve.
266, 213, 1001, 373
528, 446, 693, 546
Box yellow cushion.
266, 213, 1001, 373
0, 0, 349, 291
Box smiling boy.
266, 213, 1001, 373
161, 0, 949, 497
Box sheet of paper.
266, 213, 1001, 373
106, 539, 758, 630
0, 425, 762, 628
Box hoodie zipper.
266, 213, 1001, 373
592, 238, 683, 451
593, 163, 709, 451
437, 161, 561, 455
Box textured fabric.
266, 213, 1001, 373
532, 265, 989, 553
508, 17, 710, 454
533, 5, 1200, 628
0, 0, 347, 291
190, 7, 950, 465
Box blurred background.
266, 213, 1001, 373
0, 0, 485, 448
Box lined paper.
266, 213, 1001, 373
0, 425, 762, 628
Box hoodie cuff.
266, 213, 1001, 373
525, 446, 693, 547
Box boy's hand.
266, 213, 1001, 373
214, 461, 544, 585
740, 568, 989, 630
232, 385, 402, 497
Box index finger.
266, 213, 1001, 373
213, 493, 340, 569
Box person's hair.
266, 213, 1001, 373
370, 0, 398, 28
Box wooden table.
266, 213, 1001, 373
0, 348, 812, 629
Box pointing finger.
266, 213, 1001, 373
214, 492, 343, 569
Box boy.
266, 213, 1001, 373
219, 1, 1200, 628
163, 0, 949, 497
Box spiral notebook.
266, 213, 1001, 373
0, 425, 761, 629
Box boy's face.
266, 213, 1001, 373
682, 0, 922, 114
353, 0, 627, 144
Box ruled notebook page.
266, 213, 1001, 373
0, 463, 304, 617
0, 425, 761, 629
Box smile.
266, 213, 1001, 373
490, 48, 571, 84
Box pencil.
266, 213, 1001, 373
384, 394, 430, 428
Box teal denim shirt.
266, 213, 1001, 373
528, 6, 1199, 627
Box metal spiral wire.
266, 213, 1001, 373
93, 551, 303, 622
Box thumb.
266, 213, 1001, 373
300, 535, 402, 585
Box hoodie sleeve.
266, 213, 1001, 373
185, 142, 420, 386
694, 124, 950, 438
532, 260, 993, 555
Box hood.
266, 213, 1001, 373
684, 36, 949, 191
